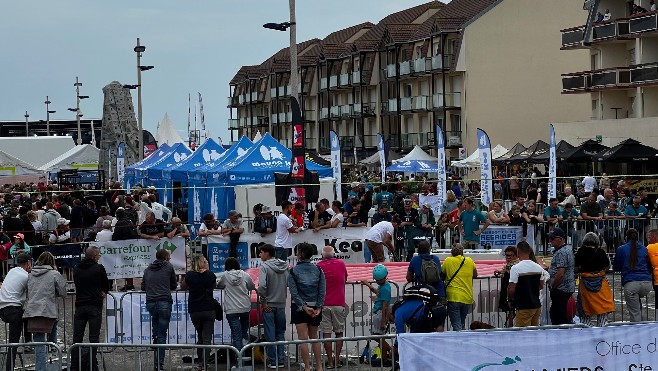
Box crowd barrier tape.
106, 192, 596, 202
398, 322, 658, 371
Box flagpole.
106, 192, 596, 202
187, 93, 191, 147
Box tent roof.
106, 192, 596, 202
560, 139, 609, 162
306, 151, 330, 166
167, 138, 225, 180
505, 140, 550, 164
155, 113, 189, 149
492, 142, 526, 165
386, 159, 439, 173
39, 144, 100, 172
126, 143, 170, 170
359, 150, 402, 165
451, 144, 508, 167
593, 138, 658, 162
145, 143, 193, 179
393, 145, 436, 163
532, 140, 575, 163
0, 150, 41, 175
0, 136, 75, 168
187, 136, 254, 181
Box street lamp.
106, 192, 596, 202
24, 111, 29, 137
262, 0, 298, 100
71, 77, 89, 144
134, 37, 155, 160
44, 96, 56, 136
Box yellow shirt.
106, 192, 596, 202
441, 255, 476, 304
647, 242, 658, 285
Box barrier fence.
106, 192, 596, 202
0, 342, 63, 371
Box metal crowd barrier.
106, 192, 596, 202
0, 342, 63, 370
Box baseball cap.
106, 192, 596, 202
422, 202, 431, 209
57, 217, 70, 225
16, 253, 32, 264
13, 233, 24, 240
548, 228, 566, 240
261, 205, 272, 214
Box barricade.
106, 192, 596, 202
0, 342, 63, 370
67, 342, 240, 370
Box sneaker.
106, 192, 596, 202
267, 364, 279, 369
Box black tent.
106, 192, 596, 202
492, 142, 526, 166
559, 139, 609, 162
532, 140, 575, 163
506, 140, 550, 165
593, 138, 658, 162
305, 151, 330, 166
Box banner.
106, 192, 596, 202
105, 291, 230, 345
398, 323, 658, 371
329, 130, 342, 200
198, 92, 205, 131
44, 243, 83, 268
477, 128, 493, 207
116, 142, 125, 183
418, 194, 441, 216
436, 125, 446, 213
377, 133, 386, 181
548, 123, 557, 199
207, 235, 250, 272
92, 237, 186, 279
477, 225, 534, 250
289, 97, 307, 206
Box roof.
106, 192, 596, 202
155, 113, 189, 149
0, 150, 41, 175
432, 0, 499, 32
0, 136, 75, 168
593, 139, 658, 162
39, 144, 101, 172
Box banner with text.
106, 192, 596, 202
477, 225, 534, 250
93, 237, 186, 279
398, 323, 658, 371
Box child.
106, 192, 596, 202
361, 264, 392, 362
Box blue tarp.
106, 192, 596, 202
124, 143, 170, 190
386, 159, 439, 173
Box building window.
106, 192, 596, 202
591, 53, 600, 70
450, 114, 461, 132
629, 48, 636, 65
591, 99, 599, 120
415, 46, 422, 59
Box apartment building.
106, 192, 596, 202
228, 0, 591, 163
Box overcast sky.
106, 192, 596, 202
1, 0, 431, 144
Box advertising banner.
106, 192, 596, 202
330, 130, 342, 200
398, 323, 658, 371
477, 225, 534, 250
116, 142, 125, 183
477, 129, 493, 207
436, 124, 447, 213
93, 237, 186, 279
548, 124, 557, 199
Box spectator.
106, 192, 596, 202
289, 243, 326, 371
406, 240, 447, 299
371, 204, 392, 226
415, 203, 436, 245
9, 233, 30, 263
27, 211, 43, 242
558, 187, 577, 207
50, 218, 71, 244
396, 199, 419, 261
647, 229, 658, 310
326, 200, 345, 228
360, 264, 392, 363
651, 0, 656, 12
93, 206, 112, 233
346, 199, 367, 227
141, 249, 177, 370
443, 190, 459, 213
625, 196, 648, 237
436, 212, 451, 248
374, 183, 394, 211
494, 246, 518, 327
112, 208, 138, 241
458, 197, 490, 250
290, 202, 305, 228
221, 210, 244, 258
316, 246, 348, 369
165, 217, 190, 239
140, 211, 165, 241
149, 194, 172, 223
547, 228, 575, 325
310, 202, 331, 230
198, 213, 221, 261
0, 253, 32, 371
71, 247, 110, 371
560, 203, 581, 249
364, 218, 399, 263
603, 201, 624, 252
441, 244, 477, 331
595, 11, 604, 23
575, 232, 614, 327
488, 201, 510, 225
613, 228, 652, 322
508, 205, 528, 241
275, 201, 301, 262
182, 255, 219, 369
23, 252, 66, 371
256, 244, 289, 369
508, 241, 548, 327
522, 200, 544, 242
253, 205, 276, 237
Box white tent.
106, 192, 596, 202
393, 145, 437, 163
359, 150, 402, 165
0, 150, 41, 175
39, 144, 101, 172
0, 136, 75, 168
450, 144, 508, 167
155, 113, 189, 148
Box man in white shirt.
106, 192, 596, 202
0, 253, 32, 370
274, 201, 301, 262
581, 174, 597, 194
364, 218, 399, 263
95, 220, 114, 242
148, 194, 172, 222
507, 242, 549, 327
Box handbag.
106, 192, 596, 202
207, 289, 223, 321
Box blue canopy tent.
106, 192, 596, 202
386, 159, 439, 173
187, 136, 253, 223
140, 143, 193, 204
124, 143, 170, 190
167, 138, 225, 182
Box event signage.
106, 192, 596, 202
477, 225, 533, 249
92, 237, 186, 279
436, 124, 447, 213
116, 142, 125, 183
477, 129, 493, 207
377, 133, 386, 181
548, 124, 557, 199
289, 97, 307, 206
330, 130, 342, 200
398, 322, 658, 370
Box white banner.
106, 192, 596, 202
377, 133, 386, 182
330, 130, 342, 200
116, 142, 125, 183
436, 124, 447, 213
477, 225, 534, 250
105, 291, 230, 344
477, 128, 493, 206
418, 194, 441, 216
92, 237, 186, 279
549, 123, 557, 199
398, 323, 658, 370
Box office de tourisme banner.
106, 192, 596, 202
398, 323, 658, 371
92, 237, 186, 279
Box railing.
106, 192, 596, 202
445, 130, 462, 147
414, 57, 430, 74
330, 106, 341, 119
631, 62, 658, 83
561, 26, 584, 47
399, 60, 412, 75
413, 95, 430, 110
238, 94, 246, 105
303, 109, 316, 121
352, 70, 361, 84
592, 20, 630, 41
629, 12, 658, 33
239, 117, 254, 127
352, 102, 376, 117
270, 87, 277, 97
590, 68, 631, 87
305, 137, 317, 149
356, 134, 378, 147
400, 132, 428, 148
340, 73, 350, 86
320, 77, 328, 90
227, 96, 238, 106
278, 85, 290, 97
431, 54, 452, 70
340, 135, 355, 149
329, 75, 338, 88
386, 63, 396, 78
400, 96, 412, 111
227, 118, 238, 129
320, 107, 329, 120
319, 137, 329, 150
562, 73, 589, 91
432, 92, 461, 108
250, 91, 262, 102
340, 104, 352, 117
388, 98, 398, 112
280, 138, 291, 148
278, 111, 292, 123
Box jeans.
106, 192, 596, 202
190, 310, 215, 365
33, 332, 48, 371
623, 281, 652, 322
0, 305, 24, 371
146, 301, 172, 369
274, 248, 289, 262
71, 305, 103, 370
263, 307, 286, 366
447, 302, 469, 331
226, 312, 250, 363
549, 289, 573, 325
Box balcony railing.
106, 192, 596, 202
305, 137, 317, 150
630, 13, 657, 33
399, 61, 412, 76
591, 68, 631, 88
320, 107, 329, 120
239, 117, 254, 127
431, 54, 452, 70
412, 95, 430, 110
561, 26, 584, 47
278, 112, 292, 123
303, 110, 316, 121
388, 99, 398, 113
400, 97, 412, 111
413, 57, 430, 74
319, 137, 329, 150
355, 135, 378, 147
386, 64, 396, 78
340, 136, 355, 149
340, 104, 352, 117
278, 85, 290, 97
400, 133, 429, 148
432, 92, 462, 108
250, 91, 260, 102
592, 20, 630, 41
270, 114, 278, 124
352, 70, 361, 85
340, 73, 350, 86
280, 138, 291, 148
228, 119, 238, 129
238, 94, 246, 105
631, 63, 658, 83
445, 131, 462, 147
330, 106, 340, 119
329, 75, 338, 88
320, 78, 328, 90
270, 87, 277, 97
562, 67, 634, 92
562, 74, 589, 90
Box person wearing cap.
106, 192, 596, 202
0, 252, 32, 371
49, 217, 71, 244
546, 227, 575, 325
254, 205, 277, 237
415, 202, 436, 247
95, 220, 114, 242
221, 210, 244, 258
165, 217, 190, 240
9, 233, 31, 265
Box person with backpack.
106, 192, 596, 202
406, 240, 446, 301
441, 244, 478, 331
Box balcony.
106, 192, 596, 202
330, 106, 341, 119
239, 117, 254, 127
340, 104, 352, 117
381, 99, 398, 114
320, 107, 329, 120
399, 61, 412, 76
339, 73, 350, 87
238, 94, 247, 105
352, 70, 361, 85
320, 78, 328, 90
431, 54, 452, 70
413, 96, 430, 110
562, 73, 589, 91
228, 119, 238, 129
631, 63, 658, 84
227, 96, 238, 107
303, 110, 316, 122
340, 136, 355, 149
355, 135, 378, 147
319, 137, 329, 151
329, 75, 338, 88
432, 92, 461, 108
400, 133, 429, 148
278, 85, 290, 97
562, 67, 634, 93
350, 102, 376, 117
305, 137, 317, 150
561, 26, 584, 48
400, 97, 412, 111
278, 111, 292, 123
385, 64, 396, 78
250, 91, 263, 102
445, 131, 462, 148
591, 68, 630, 88
270, 114, 278, 125
413, 57, 430, 74
592, 20, 630, 42
630, 12, 658, 34
270, 87, 277, 97
280, 138, 291, 148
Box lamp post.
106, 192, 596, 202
70, 77, 89, 144
44, 96, 56, 136
24, 111, 29, 137
263, 0, 297, 100
134, 38, 154, 160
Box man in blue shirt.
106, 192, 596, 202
406, 241, 447, 299
458, 197, 490, 249
374, 184, 394, 211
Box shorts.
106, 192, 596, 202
319, 305, 349, 333
290, 304, 322, 327
371, 310, 386, 335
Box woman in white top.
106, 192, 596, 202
488, 201, 510, 224
199, 213, 221, 261
313, 201, 344, 231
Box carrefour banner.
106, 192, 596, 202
398, 323, 658, 371
330, 130, 342, 200
436, 125, 447, 213
93, 237, 186, 279
548, 124, 557, 199
477, 128, 493, 207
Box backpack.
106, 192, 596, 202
420, 257, 441, 285
392, 285, 442, 333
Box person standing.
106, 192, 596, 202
216, 257, 255, 368
275, 201, 301, 262
547, 228, 576, 325
458, 197, 490, 250
574, 232, 614, 327
71, 247, 110, 371
0, 253, 32, 371
253, 205, 277, 237
507, 242, 547, 327
494, 246, 518, 327
256, 244, 290, 369
647, 229, 658, 313
316, 246, 348, 369
181, 255, 218, 370
441, 244, 477, 331
141, 249, 177, 371
364, 218, 399, 263
23, 252, 67, 371
406, 240, 447, 302
613, 228, 653, 322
